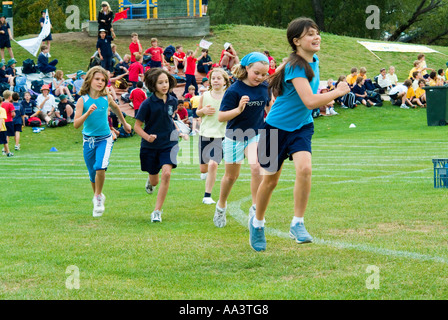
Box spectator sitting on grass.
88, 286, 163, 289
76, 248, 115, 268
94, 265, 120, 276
346, 67, 358, 87
57, 94, 75, 122
389, 79, 413, 109
412, 79, 427, 108
352, 76, 377, 107
377, 68, 392, 92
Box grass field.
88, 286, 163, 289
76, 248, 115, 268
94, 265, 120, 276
1, 102, 448, 300
1, 24, 448, 300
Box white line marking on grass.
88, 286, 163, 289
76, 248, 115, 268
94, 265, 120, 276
228, 186, 448, 264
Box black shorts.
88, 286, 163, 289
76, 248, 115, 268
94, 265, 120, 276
5, 121, 14, 136
202, 0, 208, 4
0, 38, 11, 49
258, 122, 314, 173
198, 136, 223, 165
13, 123, 22, 133
0, 131, 6, 144
140, 145, 179, 175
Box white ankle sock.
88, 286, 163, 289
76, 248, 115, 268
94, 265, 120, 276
292, 217, 304, 226
252, 217, 265, 228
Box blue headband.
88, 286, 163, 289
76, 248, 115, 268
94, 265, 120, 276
240, 52, 269, 67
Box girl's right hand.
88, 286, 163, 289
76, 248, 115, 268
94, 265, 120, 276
238, 95, 250, 113
87, 104, 97, 115
203, 105, 216, 115
336, 82, 350, 96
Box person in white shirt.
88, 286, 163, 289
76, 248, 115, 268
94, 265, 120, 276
377, 68, 392, 91
386, 66, 398, 86
36, 84, 56, 114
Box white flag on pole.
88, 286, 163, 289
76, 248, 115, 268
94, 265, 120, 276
14, 9, 51, 57
199, 39, 213, 50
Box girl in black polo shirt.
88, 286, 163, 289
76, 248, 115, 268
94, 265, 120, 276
134, 68, 188, 223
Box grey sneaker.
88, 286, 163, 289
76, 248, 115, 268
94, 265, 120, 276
213, 204, 226, 228
151, 210, 162, 223
145, 178, 155, 194
249, 215, 266, 252
289, 222, 313, 244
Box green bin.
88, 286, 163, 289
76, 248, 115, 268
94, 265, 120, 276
2, 1, 12, 18
424, 86, 448, 126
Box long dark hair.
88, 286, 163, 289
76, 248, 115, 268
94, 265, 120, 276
269, 17, 319, 97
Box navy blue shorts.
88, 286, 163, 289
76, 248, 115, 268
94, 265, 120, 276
0, 38, 11, 49
149, 60, 162, 69
198, 136, 223, 165
14, 124, 22, 133
140, 145, 179, 175
258, 122, 314, 173
5, 122, 14, 136
0, 131, 6, 144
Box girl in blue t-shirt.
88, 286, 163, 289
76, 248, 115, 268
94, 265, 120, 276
134, 68, 189, 223
250, 18, 350, 252
74, 66, 132, 217
213, 52, 270, 228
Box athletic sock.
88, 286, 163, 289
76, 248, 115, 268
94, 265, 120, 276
252, 217, 265, 228
292, 216, 304, 226
204, 192, 211, 198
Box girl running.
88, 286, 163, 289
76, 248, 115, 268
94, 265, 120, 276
74, 66, 132, 217
195, 68, 230, 205
134, 68, 188, 223
213, 52, 270, 228
251, 17, 350, 251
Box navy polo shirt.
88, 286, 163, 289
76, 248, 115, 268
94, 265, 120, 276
219, 80, 269, 141
96, 36, 113, 58
21, 100, 37, 116
135, 93, 179, 150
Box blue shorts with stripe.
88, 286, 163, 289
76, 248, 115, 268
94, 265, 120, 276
83, 134, 114, 183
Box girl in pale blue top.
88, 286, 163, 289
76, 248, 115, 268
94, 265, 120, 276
74, 66, 132, 217
249, 18, 350, 252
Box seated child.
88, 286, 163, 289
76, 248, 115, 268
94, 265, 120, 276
346, 67, 358, 87
128, 54, 144, 87
358, 67, 367, 80
21, 92, 37, 122
389, 79, 413, 109
198, 77, 209, 95
413, 79, 427, 108
173, 45, 185, 73
57, 94, 75, 121
352, 76, 377, 107
428, 71, 443, 86
175, 99, 191, 129
408, 60, 422, 80
377, 68, 392, 91
38, 44, 58, 76
386, 66, 398, 86
320, 87, 338, 115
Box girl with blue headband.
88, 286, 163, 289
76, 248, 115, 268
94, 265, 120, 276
213, 51, 270, 228
250, 18, 350, 251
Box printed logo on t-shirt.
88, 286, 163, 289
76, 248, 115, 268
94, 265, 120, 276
168, 105, 174, 116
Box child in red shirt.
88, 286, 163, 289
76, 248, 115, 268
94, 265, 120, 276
183, 46, 199, 97
130, 81, 147, 116
128, 54, 144, 87
173, 45, 185, 73
145, 38, 165, 69
1, 90, 15, 156
129, 33, 142, 64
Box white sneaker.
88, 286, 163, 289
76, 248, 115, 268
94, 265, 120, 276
92, 193, 106, 217
151, 210, 162, 223
202, 197, 216, 205
325, 107, 330, 115
145, 178, 155, 194
213, 203, 227, 228
200, 172, 208, 180
400, 104, 410, 109
329, 108, 338, 115
15, 144, 20, 151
